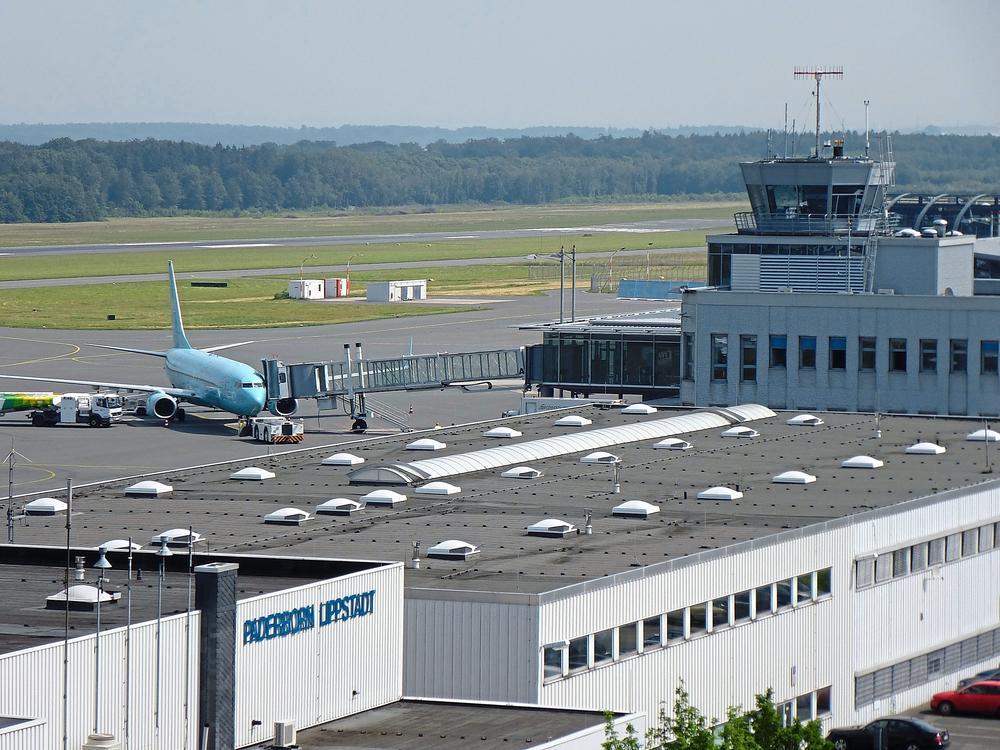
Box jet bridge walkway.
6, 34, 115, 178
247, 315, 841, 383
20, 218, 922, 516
263, 345, 525, 431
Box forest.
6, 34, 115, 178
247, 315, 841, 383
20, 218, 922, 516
0, 131, 996, 223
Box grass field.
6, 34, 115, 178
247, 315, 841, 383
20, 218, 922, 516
0, 230, 713, 282
0, 201, 741, 247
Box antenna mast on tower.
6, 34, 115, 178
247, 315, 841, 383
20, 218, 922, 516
794, 66, 843, 158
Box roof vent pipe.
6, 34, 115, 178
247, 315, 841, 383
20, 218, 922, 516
612, 461, 621, 494
584, 510, 593, 535
74, 555, 86, 582
409, 541, 420, 570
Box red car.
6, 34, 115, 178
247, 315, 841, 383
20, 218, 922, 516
931, 679, 1000, 716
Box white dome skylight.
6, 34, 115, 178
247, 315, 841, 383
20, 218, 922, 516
697, 486, 744, 501
316, 498, 364, 515
24, 497, 67, 515
526, 519, 577, 537
654, 438, 692, 450
263, 507, 312, 525
406, 438, 447, 451
721, 426, 759, 438
321, 453, 365, 466
786, 414, 824, 426
906, 442, 946, 455
101, 539, 142, 552
426, 539, 480, 560
500, 466, 542, 479
612, 500, 660, 518
841, 455, 884, 469
124, 480, 173, 496
230, 466, 275, 481
151, 528, 203, 546
580, 451, 620, 464
622, 403, 657, 415
415, 481, 461, 496
771, 470, 817, 484
46, 585, 120, 610
966, 429, 1000, 443
554, 414, 592, 427
483, 426, 522, 438
361, 489, 406, 506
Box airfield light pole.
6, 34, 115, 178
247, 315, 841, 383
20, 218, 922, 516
92, 547, 112, 734
346, 254, 362, 295
570, 245, 577, 323
299, 254, 318, 281
794, 66, 843, 157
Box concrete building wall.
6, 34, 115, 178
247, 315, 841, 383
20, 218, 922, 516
874, 237, 974, 296
681, 290, 1000, 416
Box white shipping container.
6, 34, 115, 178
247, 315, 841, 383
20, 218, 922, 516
288, 280, 325, 300
324, 278, 350, 298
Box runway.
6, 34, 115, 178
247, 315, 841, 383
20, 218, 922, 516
0, 290, 670, 494
0, 218, 727, 257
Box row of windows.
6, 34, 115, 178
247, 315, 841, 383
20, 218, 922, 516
543, 568, 831, 682
778, 687, 833, 725
701, 334, 1000, 383
855, 627, 1000, 709
856, 519, 1000, 589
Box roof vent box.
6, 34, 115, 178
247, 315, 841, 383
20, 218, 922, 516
321, 453, 365, 466
554, 414, 592, 427
612, 500, 660, 518
415, 481, 461, 496
483, 426, 522, 438
771, 470, 817, 484
230, 467, 276, 481
316, 498, 364, 516
426, 539, 480, 559
906, 442, 946, 455
124, 481, 173, 497
24, 497, 68, 515
406, 438, 446, 451
841, 455, 884, 469
526, 519, 577, 538
263, 507, 312, 526
621, 403, 657, 415
361, 489, 406, 507
697, 486, 744, 501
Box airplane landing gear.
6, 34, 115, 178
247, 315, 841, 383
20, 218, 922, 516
351, 418, 368, 434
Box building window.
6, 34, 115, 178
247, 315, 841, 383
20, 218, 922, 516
855, 558, 875, 589
951, 339, 968, 373
770, 335, 787, 368
816, 568, 832, 597
799, 336, 817, 369
755, 584, 773, 616
982, 341, 999, 374
816, 686, 832, 715
920, 339, 937, 372
945, 533, 961, 562
689, 603, 708, 635
568, 636, 588, 671
796, 573, 813, 603
829, 337, 847, 370
618, 622, 638, 658
859, 337, 876, 371
775, 580, 793, 609
796, 693, 813, 721
740, 335, 757, 383
666, 610, 684, 642
980, 524, 996, 551
892, 548, 910, 577
543, 645, 565, 680
962, 529, 978, 556
889, 338, 907, 372
928, 538, 946, 565
593, 629, 613, 666
682, 333, 694, 381
911, 542, 928, 572
875, 553, 892, 582
711, 334, 728, 382
733, 591, 751, 622
642, 615, 662, 650
711, 597, 730, 630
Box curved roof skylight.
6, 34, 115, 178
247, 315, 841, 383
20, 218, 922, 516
406, 438, 447, 451
621, 403, 657, 415
787, 414, 824, 426
45, 585, 120, 609
361, 489, 406, 506
230, 467, 275, 481
483, 426, 522, 438
526, 519, 577, 537
554, 414, 592, 427
771, 470, 817, 484
841, 455, 884, 469
426, 539, 480, 559
124, 480, 173, 496
612, 500, 660, 518
151, 529, 203, 545
966, 429, 1000, 443
263, 507, 312, 525
906, 442, 946, 455
316, 498, 364, 515
500, 466, 542, 479
697, 486, 744, 501
580, 451, 620, 464
321, 453, 365, 466
24, 497, 67, 515
654, 438, 692, 450
101, 539, 142, 552
415, 481, 461, 496
721, 426, 759, 438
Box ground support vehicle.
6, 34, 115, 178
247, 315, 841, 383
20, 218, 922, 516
240, 416, 305, 444
29, 393, 124, 427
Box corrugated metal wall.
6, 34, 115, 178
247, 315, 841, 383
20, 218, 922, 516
404, 593, 538, 703
233, 564, 403, 748
0, 722, 46, 750
0, 611, 199, 750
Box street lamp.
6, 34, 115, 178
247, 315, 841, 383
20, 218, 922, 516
92, 546, 112, 734
299, 254, 318, 281
608, 248, 626, 293
346, 254, 362, 295
155, 539, 173, 739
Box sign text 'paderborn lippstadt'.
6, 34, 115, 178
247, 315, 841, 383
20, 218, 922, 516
242, 589, 376, 645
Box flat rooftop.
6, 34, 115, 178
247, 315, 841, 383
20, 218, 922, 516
296, 699, 613, 750
4, 406, 998, 597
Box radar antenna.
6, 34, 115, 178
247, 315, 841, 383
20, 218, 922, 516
794, 66, 843, 158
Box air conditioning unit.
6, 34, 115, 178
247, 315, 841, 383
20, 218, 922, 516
271, 721, 297, 749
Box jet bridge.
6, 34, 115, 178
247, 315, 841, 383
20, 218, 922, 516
263, 344, 525, 431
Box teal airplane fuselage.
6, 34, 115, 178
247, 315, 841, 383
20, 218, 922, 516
164, 348, 265, 417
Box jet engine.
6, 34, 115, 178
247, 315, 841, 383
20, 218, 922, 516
146, 392, 178, 419
268, 397, 298, 417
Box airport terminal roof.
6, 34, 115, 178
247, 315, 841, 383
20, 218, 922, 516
5, 404, 1000, 598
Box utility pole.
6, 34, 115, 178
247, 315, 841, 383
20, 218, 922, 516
5, 437, 31, 544
794, 66, 843, 157
570, 245, 577, 323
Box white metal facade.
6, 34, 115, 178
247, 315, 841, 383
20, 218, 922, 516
234, 563, 404, 748
403, 482, 1000, 732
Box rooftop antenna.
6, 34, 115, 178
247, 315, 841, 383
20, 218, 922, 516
783, 102, 788, 158
794, 66, 843, 158
864, 99, 871, 158
5, 436, 31, 544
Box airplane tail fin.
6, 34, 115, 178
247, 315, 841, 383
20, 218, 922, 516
168, 261, 192, 350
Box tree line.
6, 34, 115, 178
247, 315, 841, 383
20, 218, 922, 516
0, 131, 996, 223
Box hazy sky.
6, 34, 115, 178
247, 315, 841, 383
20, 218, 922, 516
1, 0, 997, 131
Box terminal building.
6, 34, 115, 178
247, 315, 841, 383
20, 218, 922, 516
3, 404, 999, 743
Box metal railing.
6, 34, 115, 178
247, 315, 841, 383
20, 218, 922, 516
735, 211, 897, 236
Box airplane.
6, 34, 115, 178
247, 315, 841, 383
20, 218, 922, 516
0, 262, 298, 423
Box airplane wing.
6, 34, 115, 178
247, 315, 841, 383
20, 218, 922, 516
0, 374, 197, 399
201, 341, 255, 353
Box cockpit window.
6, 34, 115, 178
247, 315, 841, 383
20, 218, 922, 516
241, 381, 265, 389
